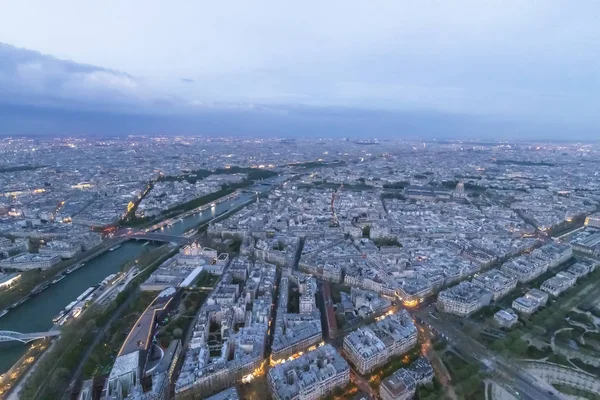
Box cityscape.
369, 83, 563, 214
1, 1, 599, 399
0, 137, 599, 400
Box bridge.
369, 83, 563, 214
0, 330, 61, 343
131, 232, 195, 245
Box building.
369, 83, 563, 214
436, 281, 492, 317
524, 289, 549, 307
272, 275, 322, 363
541, 276, 575, 297
343, 310, 417, 374
472, 269, 517, 301
404, 186, 452, 201
104, 288, 178, 400
455, 181, 465, 197
494, 309, 519, 328
409, 358, 434, 385
501, 258, 546, 283
267, 344, 349, 400
0, 272, 21, 291
380, 369, 415, 400
39, 239, 81, 259
80, 232, 103, 251
567, 262, 593, 279
571, 230, 600, 258
512, 297, 539, 315
206, 387, 240, 400
179, 243, 229, 275
379, 358, 434, 400
0, 252, 61, 271
175, 262, 276, 396
584, 213, 600, 228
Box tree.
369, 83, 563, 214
490, 339, 506, 353
362, 225, 371, 238
47, 367, 71, 397
510, 338, 528, 356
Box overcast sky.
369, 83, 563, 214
0, 1, 598, 137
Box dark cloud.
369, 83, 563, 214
0, 42, 144, 110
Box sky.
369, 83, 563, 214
0, 1, 598, 138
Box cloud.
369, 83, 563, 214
0, 43, 153, 110
180, 78, 194, 84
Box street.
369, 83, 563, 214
415, 307, 561, 400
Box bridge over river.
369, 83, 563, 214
0, 330, 61, 344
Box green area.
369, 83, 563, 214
288, 288, 300, 313
157, 168, 212, 184
361, 225, 371, 238
0, 267, 60, 310
288, 160, 347, 169
488, 265, 600, 363
368, 345, 422, 388
329, 283, 351, 304
213, 166, 278, 181
547, 214, 587, 237
373, 237, 402, 247
82, 291, 157, 379
195, 270, 219, 288
228, 237, 243, 253
495, 160, 555, 167
441, 180, 487, 192
382, 181, 410, 189
298, 181, 371, 191
0, 165, 45, 173
441, 351, 486, 399
381, 192, 406, 200
323, 381, 360, 400
20, 305, 106, 399
552, 383, 600, 400
570, 358, 600, 376
156, 291, 207, 347
417, 378, 453, 400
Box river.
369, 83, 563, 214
0, 185, 269, 374
0, 241, 161, 374
157, 191, 255, 236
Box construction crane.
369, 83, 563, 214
330, 183, 344, 226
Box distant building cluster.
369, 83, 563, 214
3, 137, 600, 400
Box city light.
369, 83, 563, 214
403, 299, 419, 308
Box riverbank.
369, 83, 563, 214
0, 238, 123, 314
0, 241, 159, 375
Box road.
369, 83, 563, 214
416, 308, 561, 400
415, 321, 456, 399
349, 367, 378, 399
